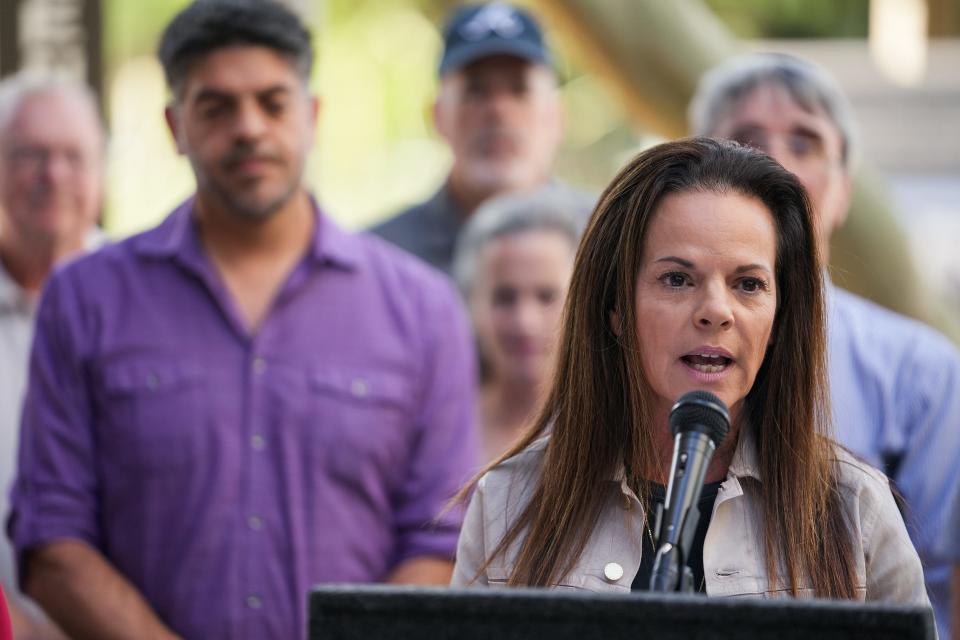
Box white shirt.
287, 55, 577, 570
0, 229, 103, 616
0, 258, 38, 617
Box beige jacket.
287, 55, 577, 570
452, 432, 931, 608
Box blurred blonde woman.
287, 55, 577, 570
453, 187, 591, 463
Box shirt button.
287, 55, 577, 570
250, 435, 265, 451
350, 378, 368, 398
247, 515, 263, 531
252, 357, 266, 374
603, 562, 624, 583
246, 595, 262, 610
146, 373, 160, 390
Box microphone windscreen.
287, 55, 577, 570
669, 390, 730, 445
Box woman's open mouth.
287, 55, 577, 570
681, 353, 733, 374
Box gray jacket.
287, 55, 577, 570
452, 431, 931, 608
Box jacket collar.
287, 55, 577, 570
611, 422, 762, 501
726, 424, 761, 481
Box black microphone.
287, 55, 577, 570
649, 390, 730, 593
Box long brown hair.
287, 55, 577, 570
466, 137, 857, 598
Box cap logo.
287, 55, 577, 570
460, 3, 524, 41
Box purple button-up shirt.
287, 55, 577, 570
10, 199, 478, 639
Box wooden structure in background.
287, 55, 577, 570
533, 0, 960, 342
0, 0, 102, 108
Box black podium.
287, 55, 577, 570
309, 585, 935, 640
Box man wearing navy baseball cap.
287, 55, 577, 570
372, 2, 565, 274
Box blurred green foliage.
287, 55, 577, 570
98, 0, 878, 236
703, 0, 870, 38
99, 0, 635, 235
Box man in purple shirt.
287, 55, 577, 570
9, 2, 477, 639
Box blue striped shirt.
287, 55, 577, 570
828, 281, 960, 637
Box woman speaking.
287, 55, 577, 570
451, 137, 929, 605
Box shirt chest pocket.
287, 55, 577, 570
98, 360, 209, 473
299, 369, 414, 485
708, 569, 821, 599
484, 565, 628, 593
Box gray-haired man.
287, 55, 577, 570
0, 71, 105, 640
691, 52, 960, 638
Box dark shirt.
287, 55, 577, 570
370, 184, 465, 275
370, 181, 597, 275
632, 481, 723, 593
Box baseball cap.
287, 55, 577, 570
438, 2, 552, 76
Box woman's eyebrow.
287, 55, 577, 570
735, 263, 772, 275
653, 256, 694, 268
653, 256, 772, 275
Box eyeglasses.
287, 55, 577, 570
5, 144, 92, 174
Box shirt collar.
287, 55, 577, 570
132, 195, 361, 271
823, 270, 837, 312
310, 204, 361, 270
84, 226, 107, 251
0, 227, 106, 315
425, 181, 468, 226
0, 260, 28, 314
130, 198, 195, 259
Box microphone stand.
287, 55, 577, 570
649, 500, 703, 593
649, 390, 730, 594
